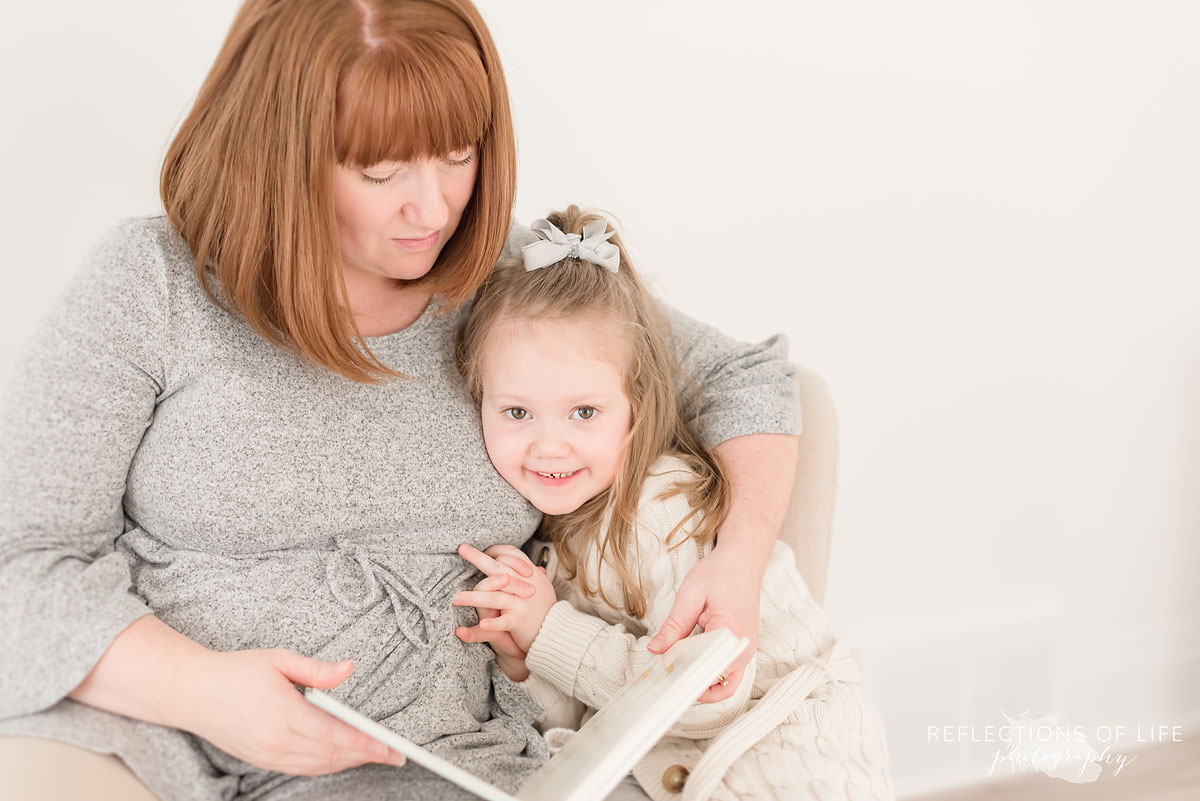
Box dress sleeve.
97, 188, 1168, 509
663, 303, 802, 448
0, 220, 167, 718
524, 480, 757, 739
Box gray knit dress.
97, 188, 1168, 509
0, 218, 801, 801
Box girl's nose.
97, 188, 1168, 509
400, 162, 449, 232
531, 426, 571, 459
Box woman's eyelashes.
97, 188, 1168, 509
361, 171, 395, 186
359, 150, 475, 185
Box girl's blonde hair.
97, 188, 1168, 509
457, 207, 730, 618
161, 0, 515, 383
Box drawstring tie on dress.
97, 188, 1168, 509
324, 541, 456, 648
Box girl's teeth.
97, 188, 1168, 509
538, 471, 574, 479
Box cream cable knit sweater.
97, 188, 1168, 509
520, 456, 894, 801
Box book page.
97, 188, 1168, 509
304, 629, 748, 801
516, 629, 748, 801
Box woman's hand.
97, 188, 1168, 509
647, 433, 798, 702
453, 543, 557, 655
69, 615, 405, 776
179, 650, 407, 776
647, 542, 763, 701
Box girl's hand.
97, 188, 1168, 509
179, 649, 407, 775
647, 543, 761, 702
454, 573, 531, 681
453, 543, 557, 653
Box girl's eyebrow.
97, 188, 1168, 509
566, 391, 622, 402
484, 393, 528, 405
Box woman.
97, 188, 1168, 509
0, 1, 800, 799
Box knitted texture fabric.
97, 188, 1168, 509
521, 456, 895, 801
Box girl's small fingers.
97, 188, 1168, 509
458, 543, 516, 578
478, 615, 515, 633
454, 590, 516, 610
474, 574, 510, 592
483, 545, 535, 577
499, 576, 536, 598
490, 638, 527, 660
455, 624, 494, 644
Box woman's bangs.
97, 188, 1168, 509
336, 34, 491, 167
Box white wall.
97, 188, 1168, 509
3, 1, 1198, 795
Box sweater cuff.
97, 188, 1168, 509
517, 673, 560, 716
525, 601, 608, 697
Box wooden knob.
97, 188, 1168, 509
662, 764, 689, 793
534, 547, 550, 568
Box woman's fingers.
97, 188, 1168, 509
285, 699, 404, 768
270, 653, 406, 769
186, 649, 409, 777
697, 665, 746, 703
272, 651, 355, 690
647, 586, 705, 654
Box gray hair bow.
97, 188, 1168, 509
521, 218, 620, 273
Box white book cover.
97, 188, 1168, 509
305, 629, 748, 801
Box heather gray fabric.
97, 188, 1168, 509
0, 217, 800, 801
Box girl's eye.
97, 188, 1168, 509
571, 407, 597, 421
504, 408, 529, 421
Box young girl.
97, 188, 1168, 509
453, 207, 894, 801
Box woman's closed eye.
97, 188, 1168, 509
445, 148, 475, 167
361, 170, 398, 186
570, 406, 597, 421
359, 149, 475, 185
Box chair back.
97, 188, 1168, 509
777, 367, 838, 606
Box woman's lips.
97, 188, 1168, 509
393, 232, 440, 252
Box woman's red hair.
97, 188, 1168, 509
161, 0, 515, 381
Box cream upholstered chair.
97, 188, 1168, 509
0, 736, 159, 801
778, 367, 838, 606
0, 369, 838, 799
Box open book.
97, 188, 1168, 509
305, 628, 748, 801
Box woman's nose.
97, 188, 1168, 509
400, 162, 449, 231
